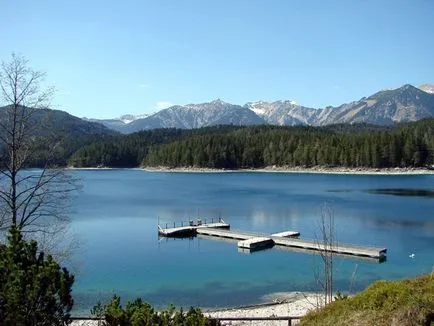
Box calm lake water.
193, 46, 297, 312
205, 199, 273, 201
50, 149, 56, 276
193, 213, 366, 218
68, 169, 434, 314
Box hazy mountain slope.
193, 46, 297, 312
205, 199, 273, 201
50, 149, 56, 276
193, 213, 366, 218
0, 106, 117, 137
0, 106, 118, 167
83, 118, 128, 133
84, 113, 152, 133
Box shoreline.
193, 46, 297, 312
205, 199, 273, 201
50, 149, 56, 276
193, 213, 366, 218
71, 291, 323, 326
205, 291, 323, 325
64, 165, 434, 175
142, 165, 434, 175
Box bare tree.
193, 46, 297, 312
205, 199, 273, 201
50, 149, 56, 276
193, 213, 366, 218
314, 203, 336, 306
0, 54, 77, 251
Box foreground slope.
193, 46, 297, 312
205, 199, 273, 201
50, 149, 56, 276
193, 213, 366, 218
301, 274, 434, 326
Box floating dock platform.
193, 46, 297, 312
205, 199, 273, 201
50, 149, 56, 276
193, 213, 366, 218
158, 221, 387, 260
195, 228, 386, 260
238, 237, 274, 251
158, 218, 229, 237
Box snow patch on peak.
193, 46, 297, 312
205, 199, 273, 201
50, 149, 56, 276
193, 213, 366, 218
419, 84, 434, 94
120, 114, 135, 124
245, 101, 272, 116
381, 86, 399, 92
251, 107, 267, 116
119, 113, 151, 124
271, 99, 297, 106
250, 100, 267, 105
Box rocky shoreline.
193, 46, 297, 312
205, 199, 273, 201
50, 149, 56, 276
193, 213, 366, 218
142, 165, 434, 175
205, 291, 323, 325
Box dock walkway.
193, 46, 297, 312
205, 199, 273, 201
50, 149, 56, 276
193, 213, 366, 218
158, 221, 387, 260
158, 218, 229, 237
196, 228, 386, 259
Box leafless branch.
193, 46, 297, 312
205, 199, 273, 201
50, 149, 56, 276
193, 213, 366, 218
0, 53, 79, 260
313, 202, 336, 306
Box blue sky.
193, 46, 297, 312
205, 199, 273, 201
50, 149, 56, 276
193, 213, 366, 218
1, 0, 433, 118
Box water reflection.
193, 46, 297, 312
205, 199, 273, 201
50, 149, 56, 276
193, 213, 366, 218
327, 188, 434, 199
364, 188, 434, 198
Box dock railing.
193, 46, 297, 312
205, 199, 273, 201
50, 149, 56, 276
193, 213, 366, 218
159, 217, 224, 229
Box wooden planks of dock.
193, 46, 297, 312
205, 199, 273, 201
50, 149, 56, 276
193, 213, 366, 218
158, 219, 230, 237
158, 221, 387, 260
196, 228, 387, 260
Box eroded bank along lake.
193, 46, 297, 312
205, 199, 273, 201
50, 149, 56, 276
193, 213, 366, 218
68, 169, 434, 314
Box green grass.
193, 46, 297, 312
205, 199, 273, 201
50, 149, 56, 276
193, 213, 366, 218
300, 274, 434, 326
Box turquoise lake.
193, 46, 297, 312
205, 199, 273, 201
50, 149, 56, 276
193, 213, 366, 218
68, 170, 434, 314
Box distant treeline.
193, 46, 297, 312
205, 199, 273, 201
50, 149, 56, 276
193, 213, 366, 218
67, 125, 241, 167
65, 119, 434, 169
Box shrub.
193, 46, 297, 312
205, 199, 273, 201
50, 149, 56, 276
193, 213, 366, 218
93, 295, 220, 326
301, 274, 434, 326
0, 227, 74, 326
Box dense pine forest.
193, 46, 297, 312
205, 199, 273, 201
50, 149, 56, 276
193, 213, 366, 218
64, 119, 434, 169
67, 125, 241, 167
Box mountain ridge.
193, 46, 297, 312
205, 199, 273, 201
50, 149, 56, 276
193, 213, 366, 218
88, 84, 434, 133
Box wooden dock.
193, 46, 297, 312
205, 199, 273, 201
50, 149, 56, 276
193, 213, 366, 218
196, 228, 387, 260
196, 228, 298, 241
158, 218, 230, 237
158, 221, 387, 260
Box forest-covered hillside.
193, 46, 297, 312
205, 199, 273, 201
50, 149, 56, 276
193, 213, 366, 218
66, 119, 434, 169
0, 105, 117, 167
67, 125, 241, 167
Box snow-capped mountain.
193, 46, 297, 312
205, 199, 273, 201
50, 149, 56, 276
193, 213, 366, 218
244, 100, 317, 126
314, 84, 434, 125
87, 84, 434, 133
244, 85, 434, 126
121, 99, 266, 133
419, 84, 434, 94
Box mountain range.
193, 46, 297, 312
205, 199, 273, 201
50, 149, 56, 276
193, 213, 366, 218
88, 84, 434, 134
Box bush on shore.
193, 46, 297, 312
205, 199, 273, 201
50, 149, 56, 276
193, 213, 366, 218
92, 295, 220, 326
0, 227, 74, 326
301, 274, 434, 326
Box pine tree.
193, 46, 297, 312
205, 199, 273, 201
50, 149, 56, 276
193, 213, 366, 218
0, 227, 74, 325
